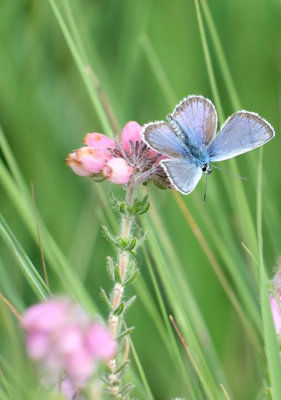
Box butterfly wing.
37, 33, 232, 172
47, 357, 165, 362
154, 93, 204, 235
171, 95, 217, 147
161, 158, 202, 195
208, 111, 275, 162
142, 121, 187, 158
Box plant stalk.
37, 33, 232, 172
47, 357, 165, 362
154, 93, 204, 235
108, 184, 136, 396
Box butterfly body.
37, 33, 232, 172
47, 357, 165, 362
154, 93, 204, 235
167, 114, 210, 169
142, 95, 274, 195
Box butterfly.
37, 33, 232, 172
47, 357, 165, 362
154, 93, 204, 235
142, 95, 275, 195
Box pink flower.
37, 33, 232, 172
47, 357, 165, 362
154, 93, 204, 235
87, 323, 117, 360
22, 298, 116, 394
66, 152, 92, 177
26, 331, 50, 361
56, 377, 77, 400
84, 133, 114, 159
76, 147, 108, 174
67, 147, 109, 176
56, 325, 84, 356
63, 348, 94, 386
102, 157, 134, 184
22, 300, 69, 332
121, 121, 142, 155
67, 121, 169, 188
270, 295, 281, 335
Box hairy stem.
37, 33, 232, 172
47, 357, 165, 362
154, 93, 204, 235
108, 184, 136, 396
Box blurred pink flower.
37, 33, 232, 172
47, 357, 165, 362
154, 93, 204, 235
57, 377, 77, 400
270, 295, 281, 335
26, 331, 50, 361
22, 300, 68, 332
22, 298, 116, 396
67, 121, 169, 188
63, 348, 94, 386
87, 323, 117, 359
103, 157, 134, 184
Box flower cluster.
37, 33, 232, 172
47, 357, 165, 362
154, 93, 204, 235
66, 121, 169, 188
22, 298, 116, 398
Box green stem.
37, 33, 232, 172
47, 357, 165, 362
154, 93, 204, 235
257, 148, 281, 399
107, 184, 136, 397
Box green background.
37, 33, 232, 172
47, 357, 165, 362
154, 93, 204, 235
1, 1, 281, 399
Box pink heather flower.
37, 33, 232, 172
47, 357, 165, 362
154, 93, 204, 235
102, 157, 134, 184
76, 147, 108, 174
66, 152, 92, 177
66, 147, 110, 176
22, 298, 116, 394
56, 324, 84, 356
122, 121, 158, 158
121, 121, 142, 154
87, 323, 117, 360
63, 348, 94, 386
56, 377, 77, 400
26, 331, 50, 361
67, 121, 170, 187
84, 133, 114, 158
22, 300, 69, 332
270, 295, 281, 335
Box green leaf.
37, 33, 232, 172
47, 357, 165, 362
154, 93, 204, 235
0, 215, 49, 300
114, 360, 130, 374
100, 288, 111, 310
124, 270, 140, 286
101, 225, 117, 246
125, 296, 136, 310
117, 327, 135, 341
119, 383, 135, 395
114, 265, 122, 284
113, 302, 125, 316
106, 256, 115, 280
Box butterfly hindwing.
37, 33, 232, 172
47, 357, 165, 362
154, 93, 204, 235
171, 95, 217, 147
208, 111, 275, 162
142, 121, 186, 158
161, 158, 202, 195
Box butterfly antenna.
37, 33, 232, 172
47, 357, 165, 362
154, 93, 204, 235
31, 182, 50, 288
203, 174, 208, 203
211, 164, 247, 180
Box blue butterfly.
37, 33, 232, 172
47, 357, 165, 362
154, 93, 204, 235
142, 95, 275, 195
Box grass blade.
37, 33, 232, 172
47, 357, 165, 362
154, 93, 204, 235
257, 148, 281, 399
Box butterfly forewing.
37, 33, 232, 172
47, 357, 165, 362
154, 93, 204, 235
171, 95, 217, 147
208, 111, 275, 162
161, 158, 202, 195
142, 121, 186, 158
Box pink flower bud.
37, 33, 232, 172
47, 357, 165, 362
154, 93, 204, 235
102, 158, 134, 184
86, 323, 116, 360
66, 152, 92, 177
76, 147, 108, 174
84, 133, 115, 158
121, 121, 142, 155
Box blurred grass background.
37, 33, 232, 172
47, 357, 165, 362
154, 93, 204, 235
1, 0, 281, 399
